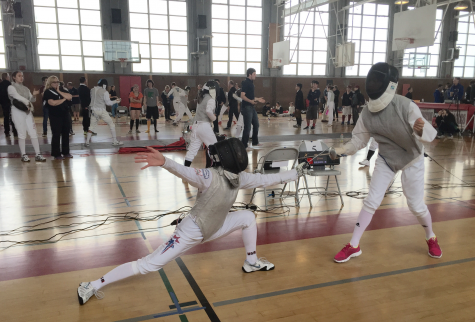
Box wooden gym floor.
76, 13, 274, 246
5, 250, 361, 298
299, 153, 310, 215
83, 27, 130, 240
1, 114, 475, 322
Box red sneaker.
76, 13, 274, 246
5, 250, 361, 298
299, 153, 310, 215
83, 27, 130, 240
334, 243, 362, 263
426, 237, 442, 258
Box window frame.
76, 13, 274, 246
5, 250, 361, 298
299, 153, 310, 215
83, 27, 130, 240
33, 0, 104, 71
453, 14, 475, 79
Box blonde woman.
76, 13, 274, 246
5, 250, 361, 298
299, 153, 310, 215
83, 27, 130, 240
7, 71, 46, 162
43, 76, 73, 160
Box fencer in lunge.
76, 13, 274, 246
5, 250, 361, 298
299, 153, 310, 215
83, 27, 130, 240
183, 80, 218, 167
7, 71, 46, 162
77, 138, 305, 305
85, 79, 123, 147
333, 62, 442, 263
168, 82, 192, 126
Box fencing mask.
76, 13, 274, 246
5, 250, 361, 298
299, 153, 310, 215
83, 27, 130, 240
202, 80, 219, 100
98, 79, 108, 89
208, 137, 248, 175
366, 63, 399, 112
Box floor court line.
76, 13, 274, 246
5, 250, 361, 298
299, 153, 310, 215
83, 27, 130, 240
212, 256, 475, 307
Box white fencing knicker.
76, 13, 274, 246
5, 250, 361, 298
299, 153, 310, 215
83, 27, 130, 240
184, 121, 218, 162
173, 101, 193, 123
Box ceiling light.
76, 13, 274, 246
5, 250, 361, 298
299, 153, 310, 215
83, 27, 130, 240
394, 0, 409, 4
454, 2, 468, 10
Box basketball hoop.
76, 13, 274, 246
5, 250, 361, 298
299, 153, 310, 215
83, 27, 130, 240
119, 58, 128, 68
394, 37, 415, 51
271, 58, 283, 69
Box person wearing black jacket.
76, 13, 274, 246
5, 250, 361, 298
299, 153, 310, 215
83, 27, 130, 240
405, 87, 413, 100
161, 85, 172, 121
467, 80, 475, 105
78, 77, 91, 135
43, 76, 73, 160
213, 79, 226, 133
351, 85, 364, 125
341, 86, 353, 125
293, 83, 304, 128
0, 73, 17, 137
436, 109, 458, 139
225, 80, 239, 130
305, 80, 320, 129
333, 85, 340, 121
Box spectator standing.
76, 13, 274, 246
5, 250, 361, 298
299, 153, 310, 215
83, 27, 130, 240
293, 83, 304, 128
449, 77, 464, 101
433, 84, 444, 103
8, 71, 46, 162
143, 80, 160, 133
326, 86, 335, 127
109, 85, 118, 118
213, 79, 227, 133
78, 77, 91, 135
321, 86, 329, 122
128, 84, 143, 134
161, 85, 172, 121
405, 87, 413, 100
67, 82, 81, 122
240, 68, 265, 148
44, 76, 73, 160
470, 80, 475, 105
351, 85, 364, 125
0, 73, 17, 137
39, 76, 48, 137
341, 85, 353, 125
225, 80, 239, 130
60, 81, 74, 136
305, 80, 320, 130
333, 85, 340, 121
443, 83, 451, 101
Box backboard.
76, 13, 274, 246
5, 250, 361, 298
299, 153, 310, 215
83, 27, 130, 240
407, 53, 431, 69
273, 40, 290, 65
392, 4, 437, 51
334, 42, 355, 68
103, 40, 141, 62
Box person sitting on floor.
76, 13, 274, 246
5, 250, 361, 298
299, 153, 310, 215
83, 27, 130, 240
436, 109, 459, 139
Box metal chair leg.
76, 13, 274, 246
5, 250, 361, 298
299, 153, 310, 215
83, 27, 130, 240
264, 187, 268, 211
335, 175, 344, 207
250, 188, 256, 203
280, 183, 287, 197
325, 176, 330, 197
295, 177, 300, 207
303, 175, 312, 207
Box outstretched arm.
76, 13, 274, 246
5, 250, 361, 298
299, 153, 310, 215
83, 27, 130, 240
335, 118, 371, 156
134, 147, 211, 191
239, 170, 298, 189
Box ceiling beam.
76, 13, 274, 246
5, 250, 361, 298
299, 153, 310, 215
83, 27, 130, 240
282, 0, 339, 17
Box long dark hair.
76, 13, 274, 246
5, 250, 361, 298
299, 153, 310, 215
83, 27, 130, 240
198, 89, 209, 104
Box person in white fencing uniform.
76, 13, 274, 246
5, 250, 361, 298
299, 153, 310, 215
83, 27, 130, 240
7, 71, 46, 162
168, 82, 192, 126
77, 138, 306, 305
183, 81, 218, 167
333, 62, 442, 263
326, 86, 335, 127
359, 137, 379, 167
85, 79, 123, 147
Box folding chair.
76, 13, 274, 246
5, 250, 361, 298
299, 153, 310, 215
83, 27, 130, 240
249, 147, 311, 210
115, 106, 129, 124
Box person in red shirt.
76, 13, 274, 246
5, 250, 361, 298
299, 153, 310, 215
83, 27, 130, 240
128, 84, 143, 134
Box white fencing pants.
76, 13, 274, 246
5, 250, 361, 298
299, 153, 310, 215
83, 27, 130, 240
327, 102, 335, 125
185, 122, 217, 162
232, 113, 251, 139
134, 211, 257, 274
11, 107, 41, 155
87, 108, 117, 143
174, 101, 192, 123
363, 156, 429, 218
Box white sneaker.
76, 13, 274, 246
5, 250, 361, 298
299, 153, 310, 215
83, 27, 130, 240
359, 159, 370, 166
35, 154, 47, 162
112, 140, 124, 146
77, 282, 104, 305
127, 130, 132, 134
242, 257, 275, 273
21, 154, 30, 162
84, 142, 90, 147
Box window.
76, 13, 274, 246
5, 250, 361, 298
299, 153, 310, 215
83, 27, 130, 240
454, 15, 475, 78
345, 2, 389, 77
283, 3, 329, 76
402, 8, 443, 77
211, 0, 262, 75
130, 0, 187, 74
0, 4, 6, 69
34, 0, 103, 71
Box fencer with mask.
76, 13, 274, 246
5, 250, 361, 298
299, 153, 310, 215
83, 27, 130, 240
85, 79, 123, 147
168, 83, 192, 126
183, 80, 218, 167
333, 62, 441, 263
77, 138, 306, 305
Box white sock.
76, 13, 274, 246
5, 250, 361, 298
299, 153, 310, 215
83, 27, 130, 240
242, 223, 258, 264
350, 209, 374, 247
86, 132, 92, 143
31, 139, 41, 155
91, 262, 136, 290
416, 212, 436, 239
19, 138, 26, 155
111, 128, 117, 141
